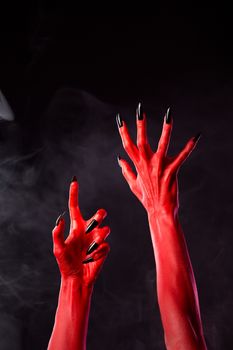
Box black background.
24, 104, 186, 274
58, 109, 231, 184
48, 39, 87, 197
0, 7, 233, 350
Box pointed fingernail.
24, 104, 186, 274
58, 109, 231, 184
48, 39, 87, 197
116, 113, 123, 128
117, 155, 121, 165
165, 107, 172, 124
85, 219, 98, 234
82, 257, 94, 264
193, 132, 202, 143
56, 212, 66, 226
136, 102, 144, 120
71, 175, 77, 182
87, 241, 99, 255
56, 215, 62, 226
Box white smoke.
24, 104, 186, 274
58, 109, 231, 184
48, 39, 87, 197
0, 91, 14, 121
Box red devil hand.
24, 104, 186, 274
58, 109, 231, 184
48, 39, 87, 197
52, 177, 110, 287
116, 104, 201, 216
48, 178, 110, 350
116, 105, 207, 350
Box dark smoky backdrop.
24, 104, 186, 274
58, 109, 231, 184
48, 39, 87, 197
0, 7, 233, 350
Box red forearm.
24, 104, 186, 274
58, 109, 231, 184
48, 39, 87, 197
148, 210, 207, 350
48, 277, 93, 350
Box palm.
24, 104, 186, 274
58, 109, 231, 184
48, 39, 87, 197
57, 237, 105, 285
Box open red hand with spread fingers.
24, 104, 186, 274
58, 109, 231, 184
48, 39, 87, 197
116, 104, 207, 350
116, 104, 200, 216
53, 177, 110, 287
48, 178, 110, 350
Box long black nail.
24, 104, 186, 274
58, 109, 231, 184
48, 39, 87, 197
56, 211, 66, 226
165, 107, 172, 124
87, 242, 99, 255
85, 219, 98, 234
136, 102, 144, 120
56, 215, 62, 226
71, 175, 77, 182
116, 113, 123, 128
82, 257, 94, 264
193, 132, 202, 143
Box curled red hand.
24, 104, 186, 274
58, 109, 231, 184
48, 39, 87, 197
52, 178, 110, 287
116, 104, 201, 215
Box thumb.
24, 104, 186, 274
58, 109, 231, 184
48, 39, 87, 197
52, 214, 65, 256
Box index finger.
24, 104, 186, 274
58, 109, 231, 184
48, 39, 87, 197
69, 177, 82, 225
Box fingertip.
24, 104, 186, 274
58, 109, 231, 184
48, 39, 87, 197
101, 225, 111, 239
165, 107, 172, 124
117, 155, 122, 166
119, 157, 128, 167
93, 242, 110, 260
102, 242, 111, 255
69, 179, 79, 207
192, 132, 202, 143
97, 208, 107, 219
117, 155, 122, 168
71, 175, 78, 183
119, 157, 130, 171
163, 119, 173, 132
82, 257, 94, 264
52, 219, 65, 239
94, 225, 111, 242
55, 215, 62, 227
136, 102, 144, 121
70, 178, 79, 190
104, 225, 111, 234
55, 213, 65, 227
173, 135, 199, 170
84, 242, 110, 263
85, 209, 108, 234
52, 226, 57, 236
116, 113, 123, 128
104, 242, 110, 255
187, 135, 199, 153
119, 119, 128, 135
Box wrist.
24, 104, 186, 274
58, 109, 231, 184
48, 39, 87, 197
50, 276, 93, 350
147, 205, 178, 222
61, 276, 94, 297
147, 206, 180, 244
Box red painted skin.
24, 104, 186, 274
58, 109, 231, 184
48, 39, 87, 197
48, 180, 110, 350
117, 108, 207, 350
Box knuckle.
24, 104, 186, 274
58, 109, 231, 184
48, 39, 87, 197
156, 147, 164, 157
123, 140, 131, 152
53, 246, 62, 257
122, 170, 131, 181
137, 139, 145, 148
130, 182, 137, 191
158, 140, 165, 148
137, 145, 146, 155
